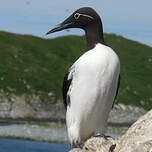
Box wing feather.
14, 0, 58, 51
62, 72, 72, 108
112, 75, 120, 108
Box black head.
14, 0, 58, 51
46, 7, 105, 51
46, 7, 102, 34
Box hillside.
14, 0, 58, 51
0, 31, 151, 110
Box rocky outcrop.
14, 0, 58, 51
70, 109, 152, 152
0, 89, 146, 125
0, 90, 65, 121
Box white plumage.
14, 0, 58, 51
66, 43, 120, 146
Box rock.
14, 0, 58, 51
70, 109, 152, 152
83, 137, 117, 152
0, 90, 66, 120
69, 148, 82, 152
108, 104, 146, 125
10, 95, 36, 118
114, 109, 152, 152
0, 88, 147, 125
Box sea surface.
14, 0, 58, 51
0, 138, 70, 152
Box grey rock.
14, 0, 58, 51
108, 104, 146, 125
70, 109, 152, 152
0, 89, 147, 126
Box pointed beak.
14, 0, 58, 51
46, 22, 73, 35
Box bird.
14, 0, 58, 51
46, 7, 120, 148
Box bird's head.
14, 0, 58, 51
46, 7, 101, 35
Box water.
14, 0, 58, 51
0, 138, 70, 152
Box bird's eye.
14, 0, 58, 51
74, 13, 80, 19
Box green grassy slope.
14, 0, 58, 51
0, 31, 151, 110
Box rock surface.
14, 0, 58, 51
70, 109, 152, 152
0, 89, 146, 126
0, 91, 65, 120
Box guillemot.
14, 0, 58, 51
46, 7, 120, 148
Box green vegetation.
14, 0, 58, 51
0, 31, 151, 109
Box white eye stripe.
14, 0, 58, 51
80, 14, 94, 19
74, 13, 94, 20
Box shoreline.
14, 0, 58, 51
0, 103, 146, 143
0, 117, 134, 127
0, 122, 126, 143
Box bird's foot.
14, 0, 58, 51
71, 141, 83, 149
93, 133, 112, 140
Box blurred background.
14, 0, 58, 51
0, 0, 151, 152
0, 0, 152, 46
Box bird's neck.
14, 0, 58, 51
85, 21, 105, 51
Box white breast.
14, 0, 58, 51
66, 43, 120, 145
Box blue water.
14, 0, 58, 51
0, 138, 70, 152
